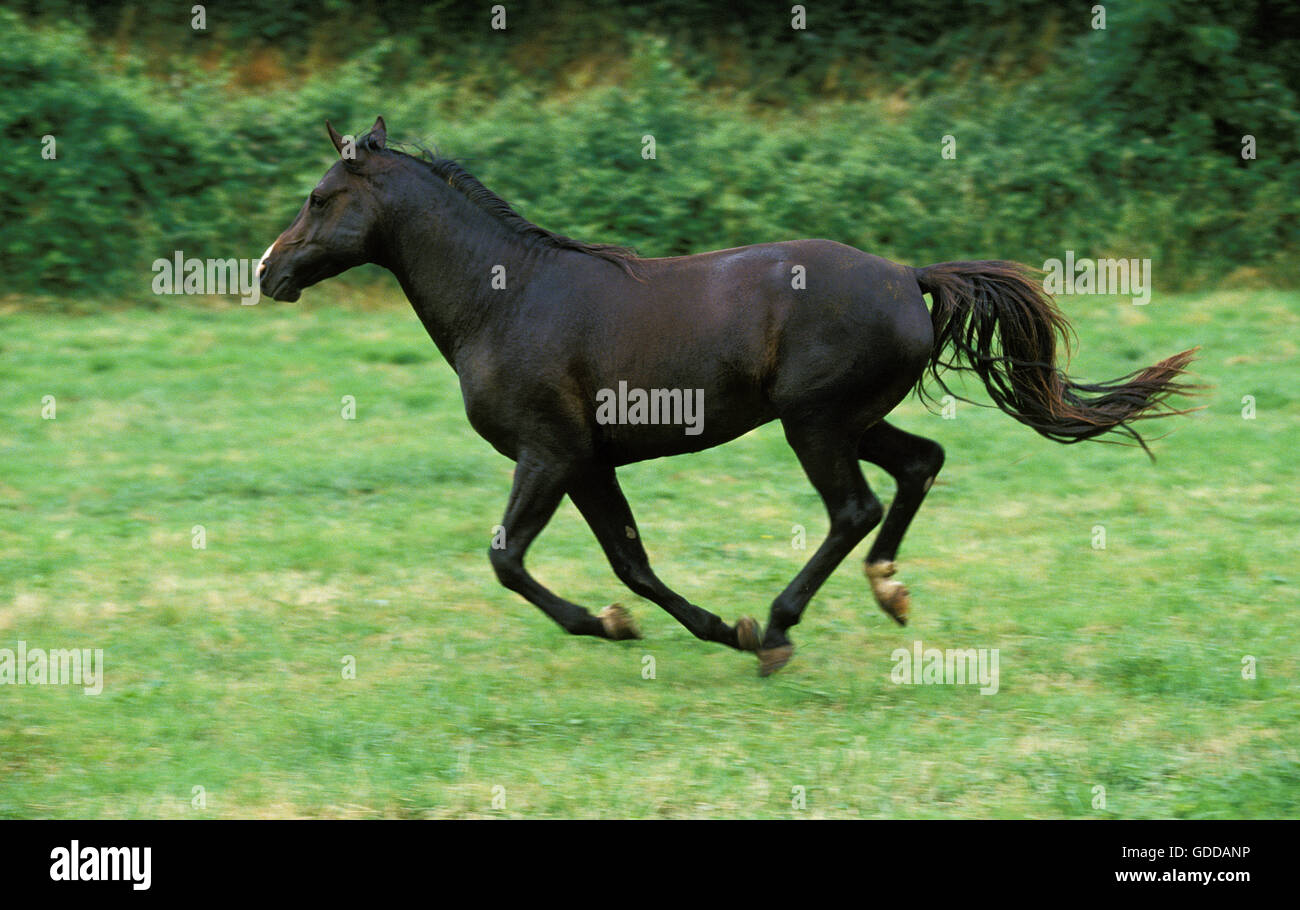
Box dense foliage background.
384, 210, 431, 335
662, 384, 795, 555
2, 0, 1297, 297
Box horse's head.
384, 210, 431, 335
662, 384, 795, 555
259, 116, 393, 302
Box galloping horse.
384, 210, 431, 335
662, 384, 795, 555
259, 118, 1196, 675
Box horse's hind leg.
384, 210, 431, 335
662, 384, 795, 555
857, 420, 945, 624
567, 463, 760, 651
759, 418, 884, 675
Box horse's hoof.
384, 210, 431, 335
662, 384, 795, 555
599, 603, 641, 640
866, 561, 910, 626
735, 616, 762, 652
877, 583, 910, 625
756, 644, 795, 677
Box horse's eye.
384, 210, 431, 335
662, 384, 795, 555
309, 193, 324, 209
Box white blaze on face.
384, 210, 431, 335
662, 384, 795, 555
257, 242, 276, 279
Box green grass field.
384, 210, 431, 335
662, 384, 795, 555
1, 283, 1296, 818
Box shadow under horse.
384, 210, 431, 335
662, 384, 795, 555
259, 118, 1198, 676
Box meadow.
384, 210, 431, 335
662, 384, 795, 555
0, 283, 1296, 818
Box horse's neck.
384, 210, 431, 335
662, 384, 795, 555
382, 191, 543, 372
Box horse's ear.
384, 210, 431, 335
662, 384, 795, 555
326, 120, 346, 155
369, 116, 387, 150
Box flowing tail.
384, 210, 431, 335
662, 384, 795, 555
913, 260, 1199, 456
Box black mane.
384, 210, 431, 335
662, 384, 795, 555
361, 129, 639, 271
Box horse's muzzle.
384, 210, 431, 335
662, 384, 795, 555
257, 243, 302, 301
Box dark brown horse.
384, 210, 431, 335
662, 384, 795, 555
259, 118, 1196, 675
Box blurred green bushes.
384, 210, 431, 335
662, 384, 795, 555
1, 1, 1295, 300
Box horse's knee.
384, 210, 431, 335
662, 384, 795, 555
616, 570, 660, 601
489, 545, 526, 591
607, 559, 657, 601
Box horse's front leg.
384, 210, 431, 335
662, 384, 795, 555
567, 462, 760, 652
488, 451, 633, 640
